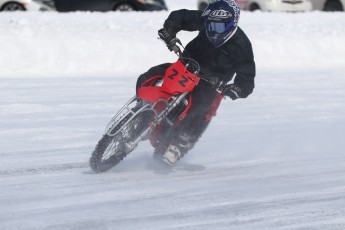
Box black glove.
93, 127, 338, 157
158, 28, 180, 53
223, 84, 242, 100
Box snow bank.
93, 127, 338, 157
0, 9, 344, 77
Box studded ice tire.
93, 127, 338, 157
90, 109, 151, 173
89, 133, 128, 173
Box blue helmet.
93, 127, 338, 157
202, 0, 240, 47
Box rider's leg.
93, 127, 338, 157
176, 80, 219, 141
162, 81, 219, 164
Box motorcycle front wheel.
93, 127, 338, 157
90, 133, 130, 173
90, 110, 151, 173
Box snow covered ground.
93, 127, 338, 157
1, 0, 345, 229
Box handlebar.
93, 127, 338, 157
157, 37, 183, 56
158, 37, 226, 92
171, 38, 183, 56
158, 37, 200, 74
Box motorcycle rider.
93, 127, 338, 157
136, 0, 256, 165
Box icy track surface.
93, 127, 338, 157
1, 1, 345, 229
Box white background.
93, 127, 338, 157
1, 0, 345, 229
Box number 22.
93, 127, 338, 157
168, 68, 189, 87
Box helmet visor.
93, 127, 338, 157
207, 21, 235, 33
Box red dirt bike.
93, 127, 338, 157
90, 39, 225, 173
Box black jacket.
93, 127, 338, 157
163, 10, 256, 98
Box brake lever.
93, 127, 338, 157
157, 37, 183, 56
173, 38, 183, 56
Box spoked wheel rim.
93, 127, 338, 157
90, 103, 154, 173
101, 136, 126, 162
90, 133, 129, 173
2, 3, 25, 11
100, 113, 150, 163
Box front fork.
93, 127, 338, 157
106, 92, 189, 152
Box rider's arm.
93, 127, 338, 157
232, 29, 256, 98
163, 10, 204, 35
